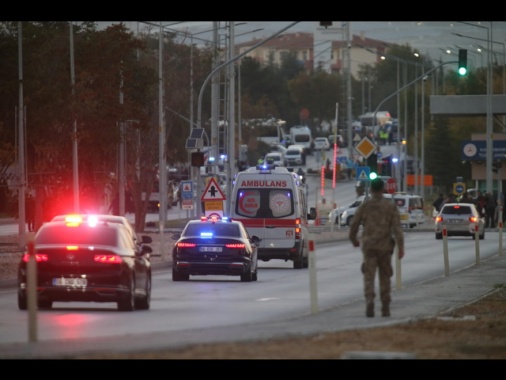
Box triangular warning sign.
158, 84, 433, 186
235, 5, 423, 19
201, 178, 226, 201
358, 170, 368, 180
183, 183, 191, 192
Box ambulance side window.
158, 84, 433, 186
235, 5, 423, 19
268, 190, 293, 218
236, 189, 261, 217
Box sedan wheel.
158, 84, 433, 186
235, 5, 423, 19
135, 273, 151, 310
18, 292, 27, 310
172, 268, 189, 281
117, 276, 135, 311
240, 269, 253, 282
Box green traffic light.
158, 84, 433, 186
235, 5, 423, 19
458, 49, 467, 76
369, 172, 378, 180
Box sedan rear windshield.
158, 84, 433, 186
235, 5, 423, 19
184, 223, 241, 238
442, 205, 473, 215
36, 225, 117, 246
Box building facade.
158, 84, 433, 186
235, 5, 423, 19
235, 31, 389, 78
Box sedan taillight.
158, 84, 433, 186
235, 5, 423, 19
469, 216, 478, 223
94, 255, 123, 264
177, 242, 197, 248
225, 243, 246, 249
435, 216, 443, 223
22, 253, 48, 263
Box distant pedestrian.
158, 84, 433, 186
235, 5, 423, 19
25, 195, 35, 232
349, 177, 405, 318
485, 192, 496, 228
475, 190, 486, 217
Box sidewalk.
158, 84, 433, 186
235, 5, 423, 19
1, 243, 505, 359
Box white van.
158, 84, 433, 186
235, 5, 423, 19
229, 166, 316, 269
284, 145, 306, 166
393, 193, 426, 228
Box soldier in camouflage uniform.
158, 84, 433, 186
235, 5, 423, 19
349, 177, 405, 317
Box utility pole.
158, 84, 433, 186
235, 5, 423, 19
226, 22, 236, 215
344, 22, 353, 161
17, 22, 26, 249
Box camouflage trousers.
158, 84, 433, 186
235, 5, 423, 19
361, 249, 393, 305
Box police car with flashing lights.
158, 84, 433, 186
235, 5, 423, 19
18, 214, 153, 311
171, 216, 259, 282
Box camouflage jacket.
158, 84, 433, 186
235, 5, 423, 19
349, 193, 404, 252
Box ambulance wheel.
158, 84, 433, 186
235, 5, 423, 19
293, 255, 304, 269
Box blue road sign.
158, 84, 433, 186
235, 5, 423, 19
461, 140, 506, 161
181, 180, 193, 200
356, 166, 370, 181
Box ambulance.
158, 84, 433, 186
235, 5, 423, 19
229, 165, 316, 269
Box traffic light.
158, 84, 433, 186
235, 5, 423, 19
191, 151, 205, 167
367, 153, 378, 173
458, 49, 467, 76
369, 171, 378, 180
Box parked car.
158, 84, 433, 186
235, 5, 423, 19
313, 137, 330, 151
333, 192, 425, 229
328, 134, 345, 147
284, 144, 306, 166
269, 144, 288, 156
329, 196, 366, 225
435, 203, 485, 240
171, 216, 259, 282
18, 214, 153, 311
339, 195, 369, 226
264, 152, 284, 168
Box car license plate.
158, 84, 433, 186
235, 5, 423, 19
200, 246, 222, 252
53, 277, 88, 287
448, 219, 460, 224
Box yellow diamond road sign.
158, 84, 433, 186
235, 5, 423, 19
355, 136, 377, 159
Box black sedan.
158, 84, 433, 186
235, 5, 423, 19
18, 214, 153, 311
171, 216, 259, 282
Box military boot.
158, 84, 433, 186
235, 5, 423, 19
366, 301, 374, 317
381, 304, 390, 317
